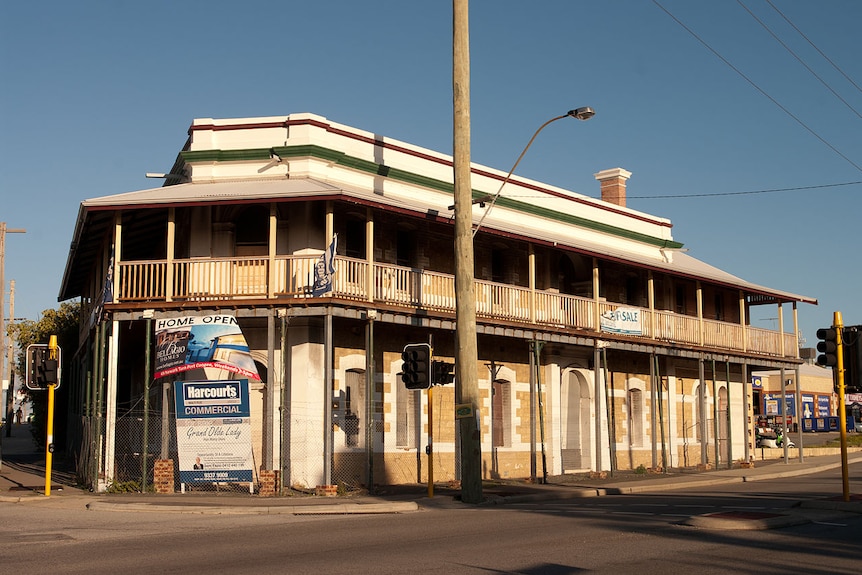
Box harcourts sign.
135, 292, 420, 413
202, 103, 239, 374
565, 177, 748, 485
174, 380, 253, 486
184, 381, 242, 403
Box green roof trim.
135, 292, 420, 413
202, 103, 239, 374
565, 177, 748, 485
180, 145, 684, 249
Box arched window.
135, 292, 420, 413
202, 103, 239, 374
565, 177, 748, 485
557, 252, 591, 296
234, 205, 269, 256
339, 369, 365, 447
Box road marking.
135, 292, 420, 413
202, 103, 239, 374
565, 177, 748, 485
813, 521, 847, 527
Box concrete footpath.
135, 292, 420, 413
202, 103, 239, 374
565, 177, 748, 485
2, 422, 862, 529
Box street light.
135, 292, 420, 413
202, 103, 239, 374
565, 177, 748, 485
472, 107, 596, 236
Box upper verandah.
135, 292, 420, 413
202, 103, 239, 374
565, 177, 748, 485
62, 112, 815, 308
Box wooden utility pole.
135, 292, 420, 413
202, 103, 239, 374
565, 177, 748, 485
453, 0, 482, 504
4, 280, 14, 436
2, 223, 26, 436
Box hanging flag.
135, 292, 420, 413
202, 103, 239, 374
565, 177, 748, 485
154, 314, 261, 381
312, 234, 338, 297
91, 248, 114, 326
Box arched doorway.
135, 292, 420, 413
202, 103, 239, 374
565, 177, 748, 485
561, 370, 592, 471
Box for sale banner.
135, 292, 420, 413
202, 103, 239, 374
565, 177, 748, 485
155, 314, 260, 380
174, 379, 253, 484
600, 306, 643, 335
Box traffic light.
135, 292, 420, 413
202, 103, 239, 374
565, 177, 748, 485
843, 325, 861, 394
816, 327, 839, 367
401, 343, 432, 390
432, 361, 455, 386
25, 343, 61, 390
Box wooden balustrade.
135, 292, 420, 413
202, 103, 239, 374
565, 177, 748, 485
118, 260, 167, 300
534, 290, 595, 330
115, 257, 796, 358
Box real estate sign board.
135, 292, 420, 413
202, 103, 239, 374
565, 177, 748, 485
174, 379, 253, 485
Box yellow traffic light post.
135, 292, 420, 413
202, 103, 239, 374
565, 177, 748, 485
25, 335, 61, 496
45, 335, 59, 496
817, 312, 850, 502
833, 314, 850, 502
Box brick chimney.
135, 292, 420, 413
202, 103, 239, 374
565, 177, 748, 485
594, 168, 631, 208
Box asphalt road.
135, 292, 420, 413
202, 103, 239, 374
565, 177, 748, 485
1, 466, 860, 575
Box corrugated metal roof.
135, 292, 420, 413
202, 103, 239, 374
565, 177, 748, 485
81, 178, 342, 206
60, 177, 817, 306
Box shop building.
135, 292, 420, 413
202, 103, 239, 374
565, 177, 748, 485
58, 113, 816, 492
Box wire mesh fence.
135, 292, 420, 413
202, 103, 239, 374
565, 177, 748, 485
96, 395, 383, 495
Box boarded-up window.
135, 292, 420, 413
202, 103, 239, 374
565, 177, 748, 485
492, 380, 511, 448
396, 382, 418, 449
628, 388, 644, 447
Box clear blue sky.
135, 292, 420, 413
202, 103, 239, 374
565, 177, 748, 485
1, 0, 860, 348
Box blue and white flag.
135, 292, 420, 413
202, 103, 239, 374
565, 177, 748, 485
91, 248, 114, 326
312, 234, 338, 297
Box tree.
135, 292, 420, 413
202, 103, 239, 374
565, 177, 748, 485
8, 301, 81, 450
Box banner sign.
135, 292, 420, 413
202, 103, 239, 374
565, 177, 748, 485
174, 379, 253, 484
600, 307, 643, 335
764, 393, 796, 417
817, 395, 831, 416
154, 314, 260, 380
801, 394, 814, 419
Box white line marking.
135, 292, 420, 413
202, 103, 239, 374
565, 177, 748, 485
813, 521, 847, 527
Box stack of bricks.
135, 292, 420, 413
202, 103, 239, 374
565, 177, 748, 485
153, 459, 175, 494
259, 469, 279, 497
315, 484, 337, 497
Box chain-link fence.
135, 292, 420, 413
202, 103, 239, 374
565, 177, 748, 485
90, 394, 383, 495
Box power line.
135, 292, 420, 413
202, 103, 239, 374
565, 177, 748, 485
652, 0, 862, 174
765, 0, 862, 97
500, 180, 862, 201
737, 0, 862, 121
628, 180, 862, 199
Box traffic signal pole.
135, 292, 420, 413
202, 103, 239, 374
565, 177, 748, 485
817, 312, 851, 502
833, 312, 850, 502
45, 335, 59, 496
816, 313, 851, 501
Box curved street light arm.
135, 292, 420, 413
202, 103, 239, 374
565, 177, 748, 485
471, 108, 594, 237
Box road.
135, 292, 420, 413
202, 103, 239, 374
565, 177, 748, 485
1, 466, 860, 575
